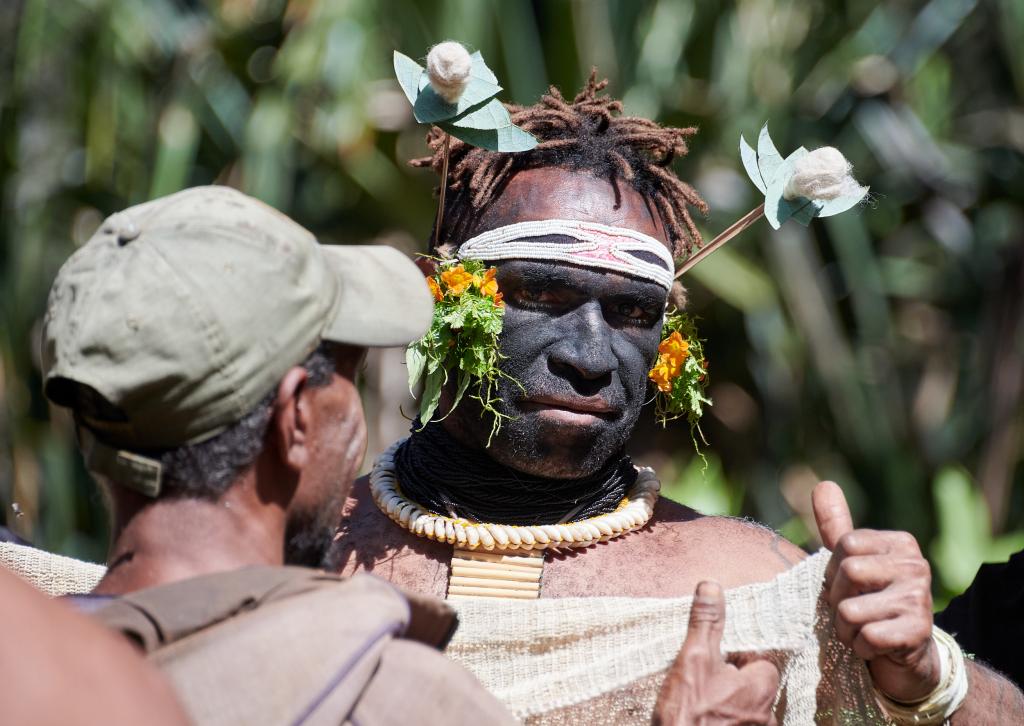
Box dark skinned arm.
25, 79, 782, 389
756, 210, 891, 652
949, 661, 1024, 725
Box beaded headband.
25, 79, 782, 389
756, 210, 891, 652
456, 219, 675, 292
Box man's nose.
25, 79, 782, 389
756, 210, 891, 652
547, 302, 618, 381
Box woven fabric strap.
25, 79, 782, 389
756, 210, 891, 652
456, 219, 676, 291
447, 551, 895, 724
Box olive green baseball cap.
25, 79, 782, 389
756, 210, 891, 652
42, 186, 432, 489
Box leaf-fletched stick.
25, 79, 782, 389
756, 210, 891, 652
675, 203, 764, 278
677, 125, 870, 278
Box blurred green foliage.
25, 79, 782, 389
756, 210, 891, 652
1, 0, 1022, 603
932, 466, 1024, 595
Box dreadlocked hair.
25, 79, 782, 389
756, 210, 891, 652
410, 69, 709, 266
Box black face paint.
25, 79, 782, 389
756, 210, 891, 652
444, 259, 666, 479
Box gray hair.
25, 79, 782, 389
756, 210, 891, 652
74, 344, 336, 500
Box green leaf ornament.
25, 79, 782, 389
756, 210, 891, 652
740, 124, 869, 230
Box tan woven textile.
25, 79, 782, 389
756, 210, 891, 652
447, 550, 890, 725
0, 541, 105, 596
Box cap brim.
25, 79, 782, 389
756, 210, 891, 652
320, 245, 434, 347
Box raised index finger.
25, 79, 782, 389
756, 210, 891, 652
812, 480, 853, 551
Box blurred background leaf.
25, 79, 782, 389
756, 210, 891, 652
1, 0, 1022, 605
932, 466, 1024, 601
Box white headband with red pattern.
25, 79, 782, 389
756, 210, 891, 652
456, 219, 675, 292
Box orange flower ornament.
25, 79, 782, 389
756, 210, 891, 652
439, 264, 475, 296
648, 331, 689, 392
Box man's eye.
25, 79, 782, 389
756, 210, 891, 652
514, 288, 557, 305
616, 303, 650, 320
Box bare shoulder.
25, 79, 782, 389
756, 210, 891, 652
542, 497, 809, 597
659, 504, 808, 574
638, 496, 806, 572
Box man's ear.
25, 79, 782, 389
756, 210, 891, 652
271, 367, 311, 473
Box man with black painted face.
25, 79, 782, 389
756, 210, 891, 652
330, 75, 1022, 723
453, 255, 664, 478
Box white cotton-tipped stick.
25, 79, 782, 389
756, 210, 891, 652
783, 146, 866, 201
426, 41, 473, 104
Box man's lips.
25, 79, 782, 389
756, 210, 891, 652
521, 395, 618, 419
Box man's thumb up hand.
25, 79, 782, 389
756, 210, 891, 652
812, 480, 853, 551
654, 581, 779, 726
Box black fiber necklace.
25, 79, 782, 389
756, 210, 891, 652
392, 421, 636, 526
